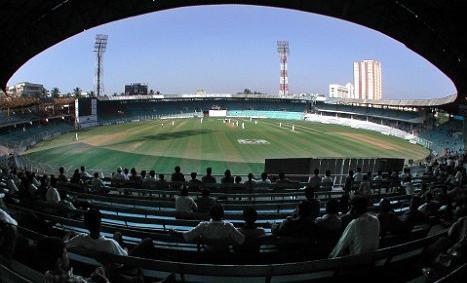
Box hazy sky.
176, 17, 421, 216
8, 5, 456, 99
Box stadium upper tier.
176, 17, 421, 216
0, 119, 74, 151
97, 98, 308, 122
0, 111, 40, 127
96, 98, 423, 123
314, 103, 423, 123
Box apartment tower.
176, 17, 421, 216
353, 60, 382, 100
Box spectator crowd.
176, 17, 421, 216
0, 153, 466, 282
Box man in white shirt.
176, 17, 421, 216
373, 170, 383, 181
329, 196, 380, 258
111, 167, 125, 186
142, 170, 157, 188
0, 208, 18, 259
7, 177, 19, 194
255, 172, 271, 190
0, 208, 17, 226
180, 205, 245, 251
122, 168, 130, 181
66, 209, 127, 256
353, 168, 363, 183
46, 186, 61, 204
80, 166, 92, 181
90, 172, 108, 194
175, 187, 198, 219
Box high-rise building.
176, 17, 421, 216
329, 83, 354, 99
353, 60, 382, 100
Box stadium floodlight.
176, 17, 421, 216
277, 41, 289, 96
94, 34, 108, 97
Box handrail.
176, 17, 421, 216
433, 262, 467, 283
0, 260, 42, 283
70, 194, 410, 219
66, 190, 407, 206
61, 179, 399, 196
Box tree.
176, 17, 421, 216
51, 87, 60, 98
72, 87, 81, 98
243, 88, 252, 94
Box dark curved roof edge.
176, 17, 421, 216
1, 0, 466, 110
327, 94, 458, 108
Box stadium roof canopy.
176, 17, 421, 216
328, 94, 458, 108
1, 0, 466, 108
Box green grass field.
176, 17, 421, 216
24, 118, 429, 175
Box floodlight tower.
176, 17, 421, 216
94, 34, 108, 97
277, 41, 289, 96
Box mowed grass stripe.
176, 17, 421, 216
258, 119, 336, 158
26, 143, 263, 175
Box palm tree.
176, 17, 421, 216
51, 87, 60, 98
72, 87, 81, 98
